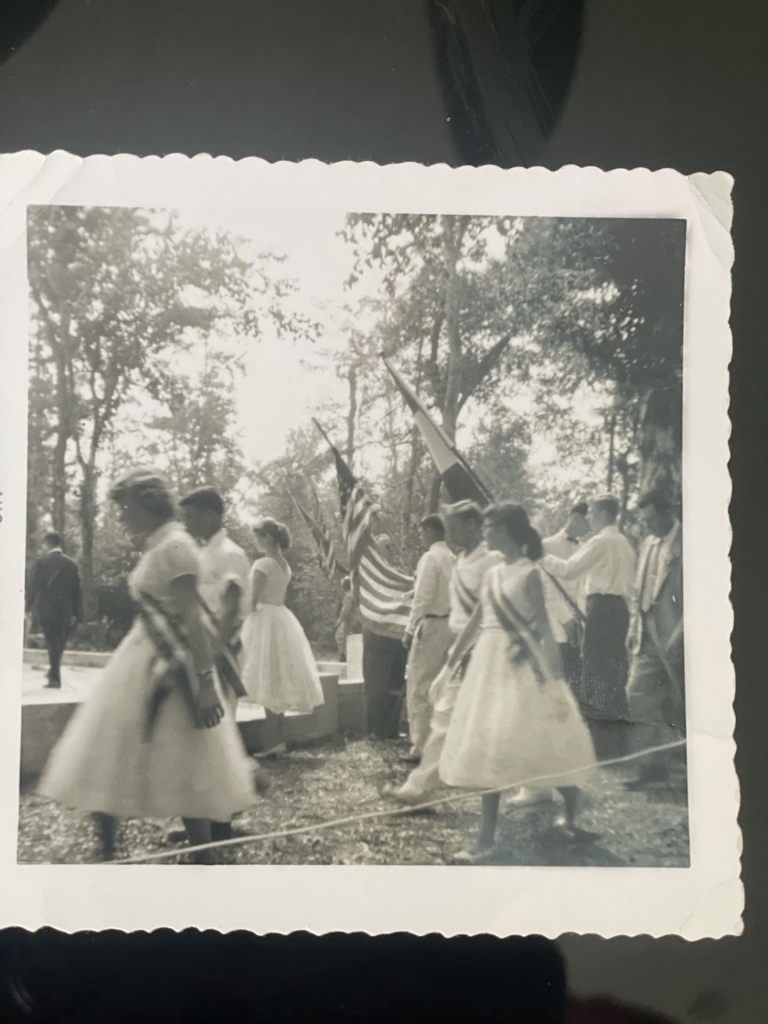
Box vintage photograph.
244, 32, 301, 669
18, 201, 689, 869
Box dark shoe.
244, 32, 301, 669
44, 679, 61, 689
399, 752, 421, 765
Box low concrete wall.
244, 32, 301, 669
21, 672, 341, 781
24, 648, 111, 668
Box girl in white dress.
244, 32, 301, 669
438, 503, 596, 860
241, 518, 324, 757
38, 470, 256, 863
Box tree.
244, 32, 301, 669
27, 205, 312, 617
341, 214, 685, 511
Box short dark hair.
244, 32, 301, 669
341, 576, 352, 593
420, 513, 445, 539
570, 501, 589, 518
43, 531, 62, 547
444, 500, 484, 527
179, 487, 225, 517
637, 489, 676, 515
592, 494, 620, 522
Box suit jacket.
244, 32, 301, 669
628, 523, 683, 661
26, 550, 83, 623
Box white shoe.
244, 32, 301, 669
507, 787, 554, 807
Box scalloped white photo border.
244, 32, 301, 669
0, 154, 739, 937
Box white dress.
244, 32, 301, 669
440, 559, 595, 791
38, 522, 256, 820
240, 556, 325, 714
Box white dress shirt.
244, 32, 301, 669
197, 528, 251, 621
541, 529, 583, 642
541, 524, 636, 605
448, 542, 504, 634
406, 540, 455, 635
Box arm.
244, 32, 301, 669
72, 563, 83, 623
444, 602, 483, 671
404, 553, 438, 644
218, 579, 243, 649
25, 560, 43, 614
541, 535, 602, 582
170, 573, 222, 729
526, 568, 563, 680
249, 568, 268, 612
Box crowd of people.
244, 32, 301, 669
24, 467, 685, 864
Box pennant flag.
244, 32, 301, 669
382, 356, 493, 507
314, 419, 414, 639
290, 492, 348, 580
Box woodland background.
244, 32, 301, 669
25, 205, 685, 652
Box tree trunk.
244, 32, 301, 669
637, 385, 683, 502
440, 216, 467, 443
428, 470, 442, 513
607, 411, 616, 491
78, 459, 98, 621
51, 329, 71, 537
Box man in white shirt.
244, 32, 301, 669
541, 501, 590, 684
541, 493, 636, 759
625, 490, 685, 791
402, 513, 455, 761
384, 500, 502, 803
180, 487, 267, 835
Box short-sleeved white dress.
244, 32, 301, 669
439, 559, 596, 791
39, 521, 256, 820
240, 556, 325, 714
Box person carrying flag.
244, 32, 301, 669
401, 514, 455, 763
383, 500, 502, 804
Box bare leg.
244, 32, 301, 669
93, 812, 117, 861
183, 817, 217, 864
262, 708, 286, 751
479, 793, 500, 850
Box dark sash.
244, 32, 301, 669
137, 591, 199, 741
197, 594, 247, 699
452, 568, 477, 619
486, 569, 550, 684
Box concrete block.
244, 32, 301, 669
338, 679, 367, 736
21, 672, 341, 776
24, 648, 110, 668
346, 633, 363, 679
21, 702, 78, 781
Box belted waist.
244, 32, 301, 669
424, 613, 449, 619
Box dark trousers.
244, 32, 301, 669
559, 639, 582, 694
40, 615, 71, 684
363, 631, 407, 740
580, 595, 630, 760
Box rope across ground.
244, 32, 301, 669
17, 737, 689, 867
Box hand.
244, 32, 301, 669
196, 673, 224, 729
402, 632, 413, 652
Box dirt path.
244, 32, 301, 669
18, 737, 689, 867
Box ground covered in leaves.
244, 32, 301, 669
18, 736, 689, 867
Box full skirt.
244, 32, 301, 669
440, 629, 596, 790
38, 622, 256, 819
241, 604, 325, 714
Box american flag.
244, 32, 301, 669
290, 493, 348, 581
317, 423, 414, 639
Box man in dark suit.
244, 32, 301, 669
25, 532, 83, 688
625, 490, 684, 791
